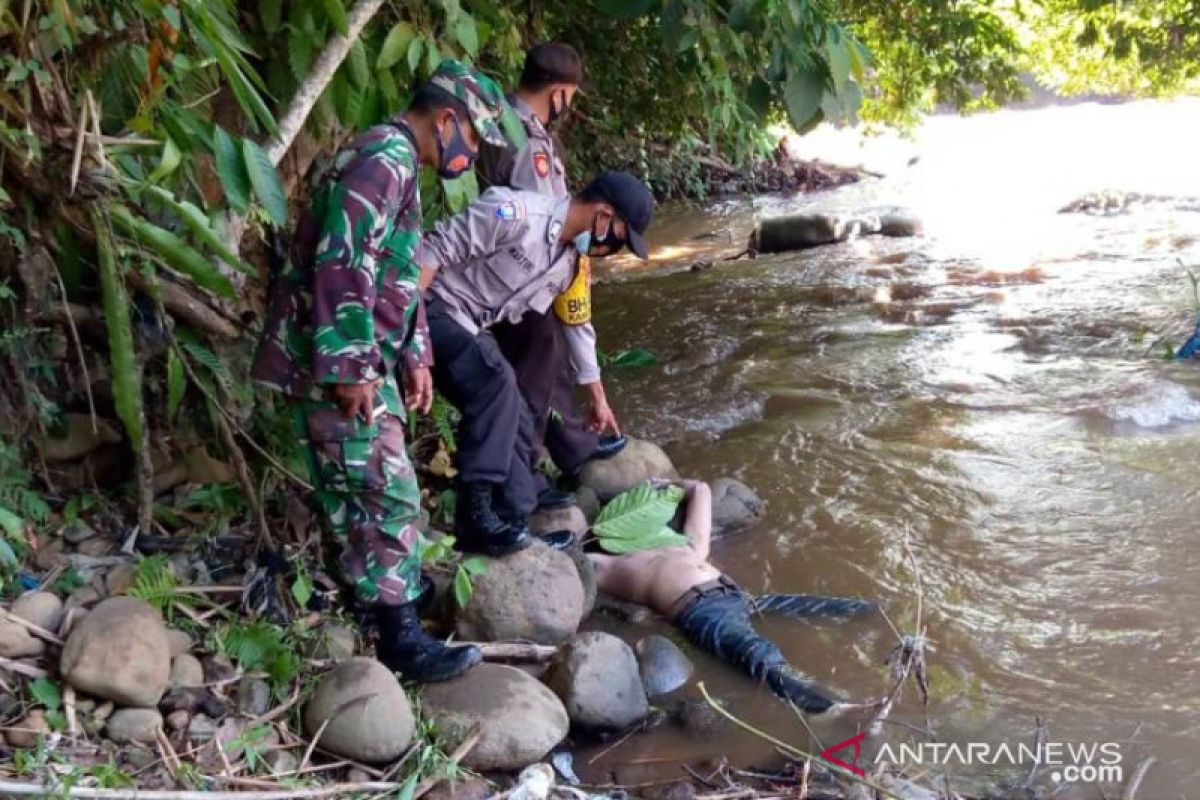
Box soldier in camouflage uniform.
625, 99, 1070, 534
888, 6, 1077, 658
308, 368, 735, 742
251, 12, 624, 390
252, 60, 510, 683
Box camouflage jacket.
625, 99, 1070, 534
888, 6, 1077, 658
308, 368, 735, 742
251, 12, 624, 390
252, 121, 430, 413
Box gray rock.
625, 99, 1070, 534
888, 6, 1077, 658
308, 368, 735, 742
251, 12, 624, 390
530, 505, 587, 539
63, 519, 98, 544
711, 478, 766, 535
169, 654, 205, 688
265, 749, 299, 776
165, 629, 193, 658
320, 624, 356, 662
455, 542, 584, 645
303, 658, 414, 763
0, 619, 44, 658
166, 710, 190, 731
105, 708, 163, 744
564, 544, 597, 619
103, 562, 138, 596
673, 696, 729, 739
76, 537, 114, 557
578, 438, 680, 501
237, 677, 271, 717
878, 209, 923, 237
424, 777, 493, 800
11, 591, 64, 632
575, 487, 601, 522
636, 635, 694, 698
421, 663, 568, 771
60, 596, 170, 707
546, 632, 648, 732
6, 709, 49, 748
188, 714, 218, 742
751, 212, 843, 253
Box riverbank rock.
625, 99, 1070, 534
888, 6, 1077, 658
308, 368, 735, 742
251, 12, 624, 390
711, 478, 765, 535
421, 663, 568, 771
0, 619, 44, 658
165, 629, 193, 658
106, 709, 163, 744
168, 654, 204, 688
455, 542, 584, 645
878, 209, 924, 237
60, 597, 170, 707
6, 709, 49, 748
578, 438, 680, 501
530, 505, 588, 540
564, 544, 597, 619
11, 591, 64, 632
546, 632, 648, 732
576, 487, 601, 522
636, 635, 694, 698
303, 658, 414, 763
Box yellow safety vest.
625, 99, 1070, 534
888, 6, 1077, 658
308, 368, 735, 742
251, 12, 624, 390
554, 255, 592, 325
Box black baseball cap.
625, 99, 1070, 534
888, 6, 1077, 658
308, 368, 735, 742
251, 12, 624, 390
581, 171, 654, 259
521, 43, 587, 90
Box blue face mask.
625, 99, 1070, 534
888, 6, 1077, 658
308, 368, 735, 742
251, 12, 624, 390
572, 230, 591, 254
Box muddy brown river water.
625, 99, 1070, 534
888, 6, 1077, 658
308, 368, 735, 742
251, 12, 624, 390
579, 98, 1200, 796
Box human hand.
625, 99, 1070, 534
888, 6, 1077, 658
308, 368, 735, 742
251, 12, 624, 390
587, 400, 620, 435
331, 380, 381, 423
405, 366, 434, 414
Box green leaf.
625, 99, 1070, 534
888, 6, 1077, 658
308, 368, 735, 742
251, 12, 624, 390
453, 14, 479, 57
608, 348, 659, 368
783, 65, 824, 131
167, 347, 185, 421
144, 186, 255, 276
287, 26, 316, 80
109, 206, 236, 299
291, 571, 314, 607
242, 139, 287, 225
378, 22, 416, 70
395, 773, 419, 800
593, 484, 687, 553
92, 207, 143, 448
212, 127, 251, 213
181, 339, 232, 385
461, 556, 488, 576
322, 0, 348, 35
260, 0, 283, 34
453, 565, 473, 608
406, 38, 424, 73
29, 678, 61, 712
0, 506, 23, 539
146, 137, 182, 184
347, 39, 370, 87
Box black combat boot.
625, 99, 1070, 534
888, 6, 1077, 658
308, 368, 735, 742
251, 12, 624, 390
374, 602, 481, 682
535, 487, 576, 511
454, 481, 531, 556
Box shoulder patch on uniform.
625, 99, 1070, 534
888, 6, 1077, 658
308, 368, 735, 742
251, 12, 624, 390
495, 202, 521, 221
533, 151, 551, 179
548, 219, 563, 244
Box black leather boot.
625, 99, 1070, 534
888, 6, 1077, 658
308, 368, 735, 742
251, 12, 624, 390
374, 602, 481, 682
536, 487, 576, 510
454, 481, 530, 556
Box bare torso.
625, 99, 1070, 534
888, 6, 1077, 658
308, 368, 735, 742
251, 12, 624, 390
589, 545, 721, 616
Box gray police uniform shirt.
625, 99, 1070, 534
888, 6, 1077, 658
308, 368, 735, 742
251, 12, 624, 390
419, 188, 600, 385
475, 97, 569, 199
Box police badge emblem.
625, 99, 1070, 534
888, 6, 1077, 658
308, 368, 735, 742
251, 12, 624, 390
533, 151, 551, 178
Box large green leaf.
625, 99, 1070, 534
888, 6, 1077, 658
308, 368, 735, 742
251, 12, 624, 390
593, 484, 687, 554
93, 207, 144, 449
242, 139, 287, 225
347, 39, 371, 88
0, 506, 23, 540
212, 127, 251, 213
144, 186, 256, 276
109, 206, 236, 299
260, 0, 283, 35
453, 15, 479, 57
783, 65, 825, 130
378, 22, 416, 70
322, 0, 349, 35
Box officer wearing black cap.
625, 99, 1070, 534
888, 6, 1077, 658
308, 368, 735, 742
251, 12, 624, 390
417, 172, 654, 555
476, 44, 629, 514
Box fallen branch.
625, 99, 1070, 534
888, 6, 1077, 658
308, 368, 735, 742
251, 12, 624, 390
469, 642, 559, 662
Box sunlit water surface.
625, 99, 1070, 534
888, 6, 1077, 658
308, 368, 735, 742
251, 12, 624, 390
582, 98, 1200, 797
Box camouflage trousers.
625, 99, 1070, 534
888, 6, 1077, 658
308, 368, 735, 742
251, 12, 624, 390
293, 401, 425, 606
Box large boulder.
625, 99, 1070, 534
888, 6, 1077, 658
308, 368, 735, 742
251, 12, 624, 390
60, 597, 170, 707
421, 663, 568, 771
455, 542, 584, 645
303, 658, 414, 763
546, 632, 648, 732
578, 438, 680, 501
636, 635, 694, 698
711, 478, 766, 535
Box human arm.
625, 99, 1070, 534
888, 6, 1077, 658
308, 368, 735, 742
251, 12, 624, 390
679, 481, 713, 559
415, 189, 525, 275
559, 321, 620, 434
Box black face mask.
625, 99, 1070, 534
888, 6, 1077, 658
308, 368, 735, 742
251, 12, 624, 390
591, 212, 626, 255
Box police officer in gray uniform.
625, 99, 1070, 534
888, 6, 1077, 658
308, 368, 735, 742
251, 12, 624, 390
475, 44, 627, 509
418, 172, 653, 554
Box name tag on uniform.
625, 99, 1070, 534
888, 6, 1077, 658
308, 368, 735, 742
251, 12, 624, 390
555, 256, 592, 326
